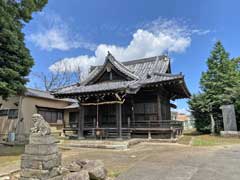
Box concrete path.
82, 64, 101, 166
117, 144, 240, 180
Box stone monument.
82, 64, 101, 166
220, 104, 237, 131
220, 104, 239, 137
20, 114, 63, 180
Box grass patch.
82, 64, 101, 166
0, 145, 24, 169
0, 145, 25, 156
183, 129, 202, 136
0, 155, 20, 165
192, 135, 240, 146
108, 170, 121, 178
178, 136, 192, 145
179, 130, 240, 146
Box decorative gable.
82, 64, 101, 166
84, 52, 139, 85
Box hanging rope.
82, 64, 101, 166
80, 99, 125, 106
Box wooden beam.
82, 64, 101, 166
115, 93, 122, 101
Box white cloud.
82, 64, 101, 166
27, 12, 96, 51
49, 18, 209, 74
192, 29, 210, 35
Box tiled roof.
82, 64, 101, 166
25, 88, 76, 102
54, 54, 190, 98
123, 56, 170, 80
86, 54, 170, 83
63, 102, 79, 109
55, 74, 184, 95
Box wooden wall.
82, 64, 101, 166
0, 96, 20, 140
79, 87, 172, 129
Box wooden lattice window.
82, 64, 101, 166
0, 109, 8, 116
38, 107, 63, 124
8, 109, 18, 119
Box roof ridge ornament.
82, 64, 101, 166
105, 53, 139, 79
163, 55, 169, 61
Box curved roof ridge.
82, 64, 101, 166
107, 53, 139, 80
81, 52, 139, 85
80, 66, 101, 85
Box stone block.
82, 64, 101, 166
21, 168, 49, 179
21, 154, 61, 170
63, 170, 89, 180
19, 177, 39, 180
29, 135, 57, 145
21, 159, 43, 169
57, 152, 62, 165
49, 167, 61, 178
220, 131, 240, 137
25, 144, 58, 155
68, 162, 82, 172
42, 155, 61, 170
75, 160, 87, 167
48, 175, 63, 180
21, 153, 60, 162
83, 160, 107, 180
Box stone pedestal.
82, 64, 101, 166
220, 104, 237, 131
220, 131, 240, 137
20, 135, 62, 180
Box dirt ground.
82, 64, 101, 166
1, 138, 240, 179
115, 143, 240, 180
61, 142, 240, 179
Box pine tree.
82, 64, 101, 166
189, 41, 240, 132
0, 0, 48, 99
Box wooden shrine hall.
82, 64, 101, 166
53, 52, 191, 139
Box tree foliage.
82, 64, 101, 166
189, 41, 240, 132
0, 0, 48, 99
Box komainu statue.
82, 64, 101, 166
30, 114, 51, 136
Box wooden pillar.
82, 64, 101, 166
131, 97, 135, 128
92, 117, 96, 136
116, 103, 122, 139
96, 104, 99, 128
78, 104, 85, 139
157, 94, 162, 122
166, 99, 171, 120
148, 130, 152, 140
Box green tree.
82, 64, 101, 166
189, 41, 240, 132
188, 94, 211, 133
0, 0, 48, 99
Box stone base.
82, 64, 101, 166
29, 134, 57, 144
21, 153, 61, 170
25, 143, 58, 155
20, 175, 63, 180
220, 131, 240, 137
20, 134, 62, 180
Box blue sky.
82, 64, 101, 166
23, 0, 240, 113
